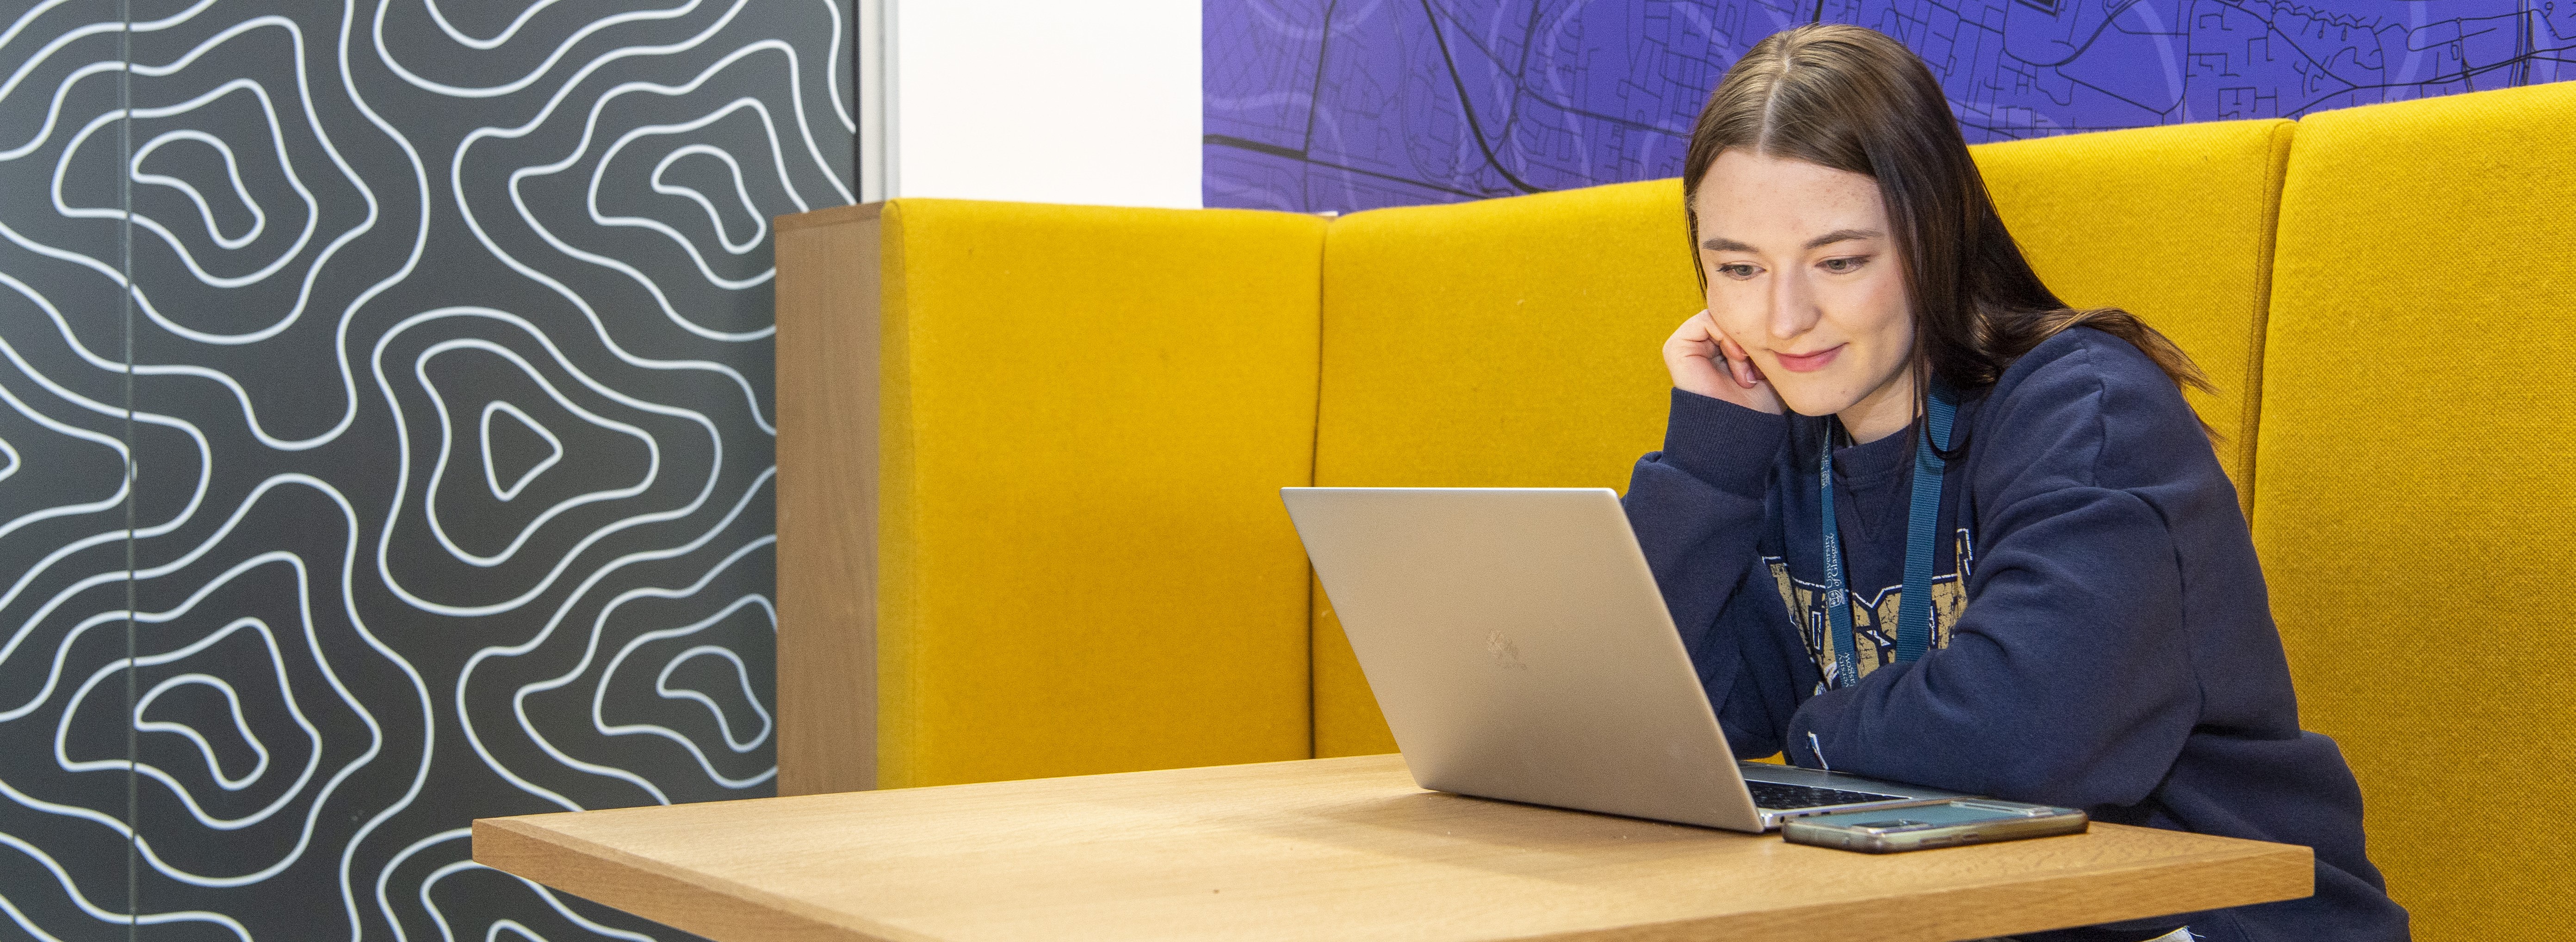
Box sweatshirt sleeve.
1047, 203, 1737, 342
1624, 389, 1812, 760
1782, 339, 2201, 809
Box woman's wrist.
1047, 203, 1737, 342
1659, 388, 1787, 498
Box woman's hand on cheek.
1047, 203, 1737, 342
1663, 310, 1784, 414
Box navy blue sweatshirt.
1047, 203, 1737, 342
1624, 327, 2408, 942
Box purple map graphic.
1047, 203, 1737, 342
1204, 0, 2575, 213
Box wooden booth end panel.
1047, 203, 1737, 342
774, 203, 885, 796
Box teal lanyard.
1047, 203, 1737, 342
1820, 378, 1958, 689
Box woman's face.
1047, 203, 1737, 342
1691, 148, 1917, 437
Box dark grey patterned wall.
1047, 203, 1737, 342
0, 1, 850, 937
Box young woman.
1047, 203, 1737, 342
1625, 25, 2408, 942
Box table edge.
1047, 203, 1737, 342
473, 817, 930, 942
1511, 839, 2313, 942
475, 810, 2310, 942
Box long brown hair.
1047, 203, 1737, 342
1680, 25, 2211, 444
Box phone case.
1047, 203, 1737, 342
1780, 798, 2088, 853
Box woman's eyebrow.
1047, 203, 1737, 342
1802, 228, 1882, 250
1699, 228, 1883, 252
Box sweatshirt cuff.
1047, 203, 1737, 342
1659, 388, 1786, 499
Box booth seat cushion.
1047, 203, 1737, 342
1312, 179, 1703, 756
873, 199, 1325, 787
1310, 121, 2298, 756
2253, 80, 2576, 942
1973, 118, 2296, 509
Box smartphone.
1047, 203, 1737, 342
1780, 798, 2088, 853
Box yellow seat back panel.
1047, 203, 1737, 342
1972, 118, 2295, 509
879, 199, 1325, 787
2255, 82, 2576, 941
1312, 180, 1701, 756
1310, 122, 2292, 756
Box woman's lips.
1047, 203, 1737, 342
1771, 344, 1844, 373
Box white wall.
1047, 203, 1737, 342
857, 0, 886, 202
881, 0, 1202, 209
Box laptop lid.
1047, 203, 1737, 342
1281, 487, 1771, 831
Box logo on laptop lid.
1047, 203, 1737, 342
1486, 630, 1527, 670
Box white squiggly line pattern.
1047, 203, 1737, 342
0, 0, 845, 936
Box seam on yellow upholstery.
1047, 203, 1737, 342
2234, 119, 2297, 525
876, 200, 918, 789
1307, 218, 1332, 762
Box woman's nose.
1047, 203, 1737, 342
1767, 271, 1820, 339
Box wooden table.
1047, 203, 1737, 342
473, 755, 2310, 942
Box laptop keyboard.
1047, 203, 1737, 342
1746, 780, 1906, 811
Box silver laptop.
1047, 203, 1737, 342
1281, 486, 1970, 832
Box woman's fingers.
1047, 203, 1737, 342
1670, 313, 1721, 362
1664, 313, 1783, 415
1679, 311, 1719, 349
1714, 331, 1761, 388
1664, 310, 1779, 416
1663, 311, 1733, 400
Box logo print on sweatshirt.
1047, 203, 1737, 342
1765, 528, 1975, 689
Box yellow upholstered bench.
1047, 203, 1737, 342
2250, 81, 2576, 940
774, 80, 2574, 942
774, 201, 1325, 791
1308, 117, 2294, 755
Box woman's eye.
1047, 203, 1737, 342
1820, 256, 1869, 274
1716, 263, 1759, 279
